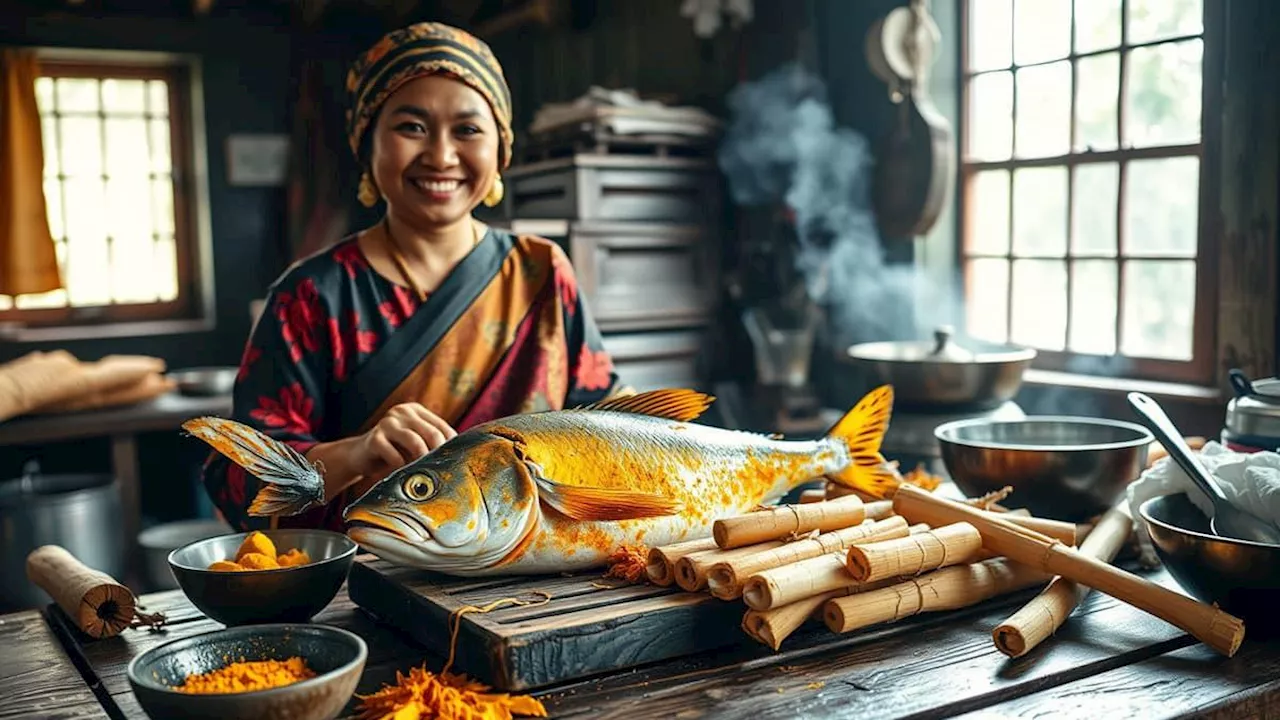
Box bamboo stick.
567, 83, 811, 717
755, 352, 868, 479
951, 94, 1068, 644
992, 501, 1134, 658
845, 521, 984, 583
707, 517, 910, 600
714, 495, 866, 549
798, 489, 827, 504
674, 538, 785, 592
893, 484, 1246, 657
743, 591, 835, 650
864, 500, 895, 520
645, 537, 718, 586
823, 558, 1050, 634
26, 545, 137, 638
998, 514, 1083, 546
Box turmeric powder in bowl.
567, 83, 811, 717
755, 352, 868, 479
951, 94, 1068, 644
206, 531, 313, 572
175, 656, 316, 694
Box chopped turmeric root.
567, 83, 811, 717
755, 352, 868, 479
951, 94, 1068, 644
237, 552, 279, 570
276, 548, 311, 567
234, 531, 276, 562
208, 560, 244, 572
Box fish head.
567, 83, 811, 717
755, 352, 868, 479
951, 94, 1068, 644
343, 430, 538, 574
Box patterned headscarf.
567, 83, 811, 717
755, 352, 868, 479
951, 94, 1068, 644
345, 22, 513, 170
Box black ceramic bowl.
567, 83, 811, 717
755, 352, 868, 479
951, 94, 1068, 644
127, 623, 366, 720
1140, 492, 1280, 638
935, 416, 1153, 522
168, 529, 357, 626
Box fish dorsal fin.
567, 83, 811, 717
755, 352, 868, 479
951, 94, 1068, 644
577, 388, 714, 423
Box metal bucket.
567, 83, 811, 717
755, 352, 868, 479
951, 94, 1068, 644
0, 461, 124, 611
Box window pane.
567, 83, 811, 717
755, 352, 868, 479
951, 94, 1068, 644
63, 177, 106, 245
15, 288, 68, 310
41, 116, 60, 178
55, 78, 98, 113
968, 170, 1010, 255
105, 118, 151, 179
66, 231, 111, 307
1069, 260, 1118, 354
59, 116, 103, 178
155, 236, 179, 302
1013, 0, 1070, 66
1128, 0, 1202, 44
1015, 62, 1070, 158
150, 118, 172, 174
1011, 259, 1067, 350
966, 258, 1010, 343
111, 234, 159, 304
1075, 52, 1119, 152
152, 177, 176, 236
969, 0, 1013, 71
1125, 156, 1199, 256
106, 176, 154, 242
147, 80, 169, 116
968, 72, 1013, 161
102, 79, 147, 114
1074, 0, 1121, 52
1072, 163, 1118, 255
35, 77, 54, 111
1012, 167, 1067, 257
1121, 260, 1195, 360
43, 178, 65, 240
1126, 40, 1202, 148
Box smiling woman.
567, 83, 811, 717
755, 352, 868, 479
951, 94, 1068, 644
200, 22, 630, 534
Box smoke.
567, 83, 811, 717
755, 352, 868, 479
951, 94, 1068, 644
717, 63, 957, 349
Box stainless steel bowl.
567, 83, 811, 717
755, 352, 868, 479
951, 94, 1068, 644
168, 529, 357, 626
168, 367, 238, 397
127, 623, 367, 720
1140, 492, 1280, 637
846, 327, 1037, 411
935, 416, 1153, 522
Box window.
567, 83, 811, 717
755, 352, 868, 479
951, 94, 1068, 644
0, 58, 201, 328
959, 0, 1213, 382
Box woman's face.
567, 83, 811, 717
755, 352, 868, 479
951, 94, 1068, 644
369, 74, 500, 231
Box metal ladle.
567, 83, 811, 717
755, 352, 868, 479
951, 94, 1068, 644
1128, 391, 1280, 545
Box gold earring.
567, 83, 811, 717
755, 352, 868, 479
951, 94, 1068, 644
357, 172, 379, 208
483, 175, 504, 208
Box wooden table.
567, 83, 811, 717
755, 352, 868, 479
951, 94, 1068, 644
0, 392, 233, 579
3, 558, 1279, 719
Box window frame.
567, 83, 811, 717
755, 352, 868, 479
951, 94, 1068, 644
0, 52, 208, 331
955, 0, 1222, 385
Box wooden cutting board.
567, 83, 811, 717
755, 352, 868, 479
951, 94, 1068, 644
346, 556, 747, 692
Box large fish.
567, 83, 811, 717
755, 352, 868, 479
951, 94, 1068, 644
183, 386, 909, 576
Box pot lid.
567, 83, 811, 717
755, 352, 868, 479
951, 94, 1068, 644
846, 325, 1037, 365
1225, 369, 1280, 439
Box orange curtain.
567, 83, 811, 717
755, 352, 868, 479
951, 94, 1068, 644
0, 49, 62, 296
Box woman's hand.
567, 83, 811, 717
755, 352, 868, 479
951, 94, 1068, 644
357, 402, 457, 474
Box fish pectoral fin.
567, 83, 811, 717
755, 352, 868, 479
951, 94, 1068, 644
182, 416, 326, 517
534, 476, 680, 521
577, 388, 714, 423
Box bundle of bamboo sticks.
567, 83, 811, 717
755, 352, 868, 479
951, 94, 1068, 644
643, 480, 1245, 659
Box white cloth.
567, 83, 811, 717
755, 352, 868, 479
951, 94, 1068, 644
1127, 441, 1280, 562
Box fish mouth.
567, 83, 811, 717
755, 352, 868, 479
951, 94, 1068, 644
345, 507, 430, 544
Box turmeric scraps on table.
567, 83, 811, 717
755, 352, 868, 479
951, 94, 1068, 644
176, 657, 316, 694
353, 665, 547, 720
603, 544, 649, 584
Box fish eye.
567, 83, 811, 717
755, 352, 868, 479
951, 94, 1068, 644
402, 474, 435, 501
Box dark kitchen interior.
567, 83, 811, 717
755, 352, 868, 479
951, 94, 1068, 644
0, 0, 1277, 640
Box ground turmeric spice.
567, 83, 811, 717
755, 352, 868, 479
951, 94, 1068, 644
175, 657, 316, 694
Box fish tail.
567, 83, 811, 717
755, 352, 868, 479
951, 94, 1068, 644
182, 416, 326, 517
822, 385, 902, 499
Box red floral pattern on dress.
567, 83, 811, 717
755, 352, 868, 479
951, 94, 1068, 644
574, 345, 613, 391
551, 249, 578, 311
378, 285, 419, 328
332, 241, 368, 278
330, 311, 378, 381
276, 278, 324, 363
237, 345, 262, 382
249, 383, 315, 433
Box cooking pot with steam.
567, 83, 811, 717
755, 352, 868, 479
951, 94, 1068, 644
845, 326, 1036, 411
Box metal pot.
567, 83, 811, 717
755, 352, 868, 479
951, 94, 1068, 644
845, 325, 1036, 411
1223, 368, 1280, 452
0, 461, 124, 611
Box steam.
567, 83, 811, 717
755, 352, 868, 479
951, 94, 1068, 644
717, 63, 959, 349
